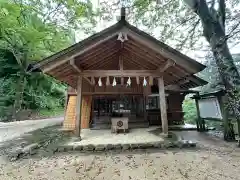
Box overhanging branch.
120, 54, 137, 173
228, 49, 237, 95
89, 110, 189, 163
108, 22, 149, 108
226, 20, 240, 39
218, 0, 226, 32
183, 0, 218, 42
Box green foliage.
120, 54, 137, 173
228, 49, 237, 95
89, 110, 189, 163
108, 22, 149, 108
39, 107, 64, 117
199, 53, 240, 92
0, 1, 82, 121
0, 49, 67, 121
182, 98, 197, 125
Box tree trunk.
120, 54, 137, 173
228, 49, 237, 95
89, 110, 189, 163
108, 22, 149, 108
13, 72, 26, 121
184, 0, 240, 141
210, 36, 240, 141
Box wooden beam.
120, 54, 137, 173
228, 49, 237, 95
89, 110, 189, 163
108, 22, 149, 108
80, 70, 161, 77
75, 76, 83, 137
41, 32, 119, 73
158, 77, 168, 134
82, 92, 143, 95
84, 50, 119, 69
79, 41, 117, 62
119, 55, 124, 85
164, 73, 186, 86
121, 53, 152, 69
70, 59, 82, 73
165, 85, 180, 91
83, 77, 92, 85
51, 67, 75, 77
69, 59, 94, 85
124, 44, 163, 66
91, 76, 95, 85
121, 59, 143, 70
119, 55, 123, 70
79, 45, 118, 64
178, 79, 190, 85
121, 77, 124, 85
106, 76, 110, 86
123, 28, 202, 74
165, 78, 190, 90
136, 76, 140, 85
87, 54, 117, 70
149, 76, 153, 86
126, 38, 166, 61
155, 60, 175, 73
174, 77, 191, 85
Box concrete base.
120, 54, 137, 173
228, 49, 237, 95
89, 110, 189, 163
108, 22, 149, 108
57, 127, 196, 152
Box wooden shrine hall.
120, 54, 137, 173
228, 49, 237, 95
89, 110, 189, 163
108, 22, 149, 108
33, 8, 207, 137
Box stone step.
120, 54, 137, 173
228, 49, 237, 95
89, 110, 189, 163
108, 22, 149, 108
57, 140, 197, 153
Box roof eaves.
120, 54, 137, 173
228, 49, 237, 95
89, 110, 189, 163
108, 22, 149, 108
191, 75, 208, 85
33, 20, 126, 70
124, 22, 206, 72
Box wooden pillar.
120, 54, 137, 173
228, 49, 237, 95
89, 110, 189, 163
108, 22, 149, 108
158, 77, 168, 134
143, 86, 149, 122
195, 93, 201, 131
75, 76, 83, 137
143, 95, 147, 121
63, 92, 69, 120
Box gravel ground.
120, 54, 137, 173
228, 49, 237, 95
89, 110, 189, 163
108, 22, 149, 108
0, 149, 239, 180
0, 131, 239, 180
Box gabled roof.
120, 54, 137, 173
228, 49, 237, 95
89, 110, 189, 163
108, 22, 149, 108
33, 20, 124, 70
33, 18, 205, 73
32, 17, 207, 89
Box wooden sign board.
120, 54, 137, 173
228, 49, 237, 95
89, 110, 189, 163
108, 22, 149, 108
198, 97, 222, 119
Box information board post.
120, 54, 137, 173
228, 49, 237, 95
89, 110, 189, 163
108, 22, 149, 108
195, 93, 201, 131
193, 90, 237, 141
196, 96, 223, 132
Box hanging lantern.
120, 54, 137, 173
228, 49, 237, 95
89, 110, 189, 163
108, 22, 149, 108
112, 77, 117, 86
126, 77, 131, 86
98, 77, 102, 87
143, 77, 147, 86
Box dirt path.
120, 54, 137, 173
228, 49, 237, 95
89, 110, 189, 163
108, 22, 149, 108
0, 117, 63, 143
0, 131, 239, 180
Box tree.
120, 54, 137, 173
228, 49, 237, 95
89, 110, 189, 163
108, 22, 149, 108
98, 0, 240, 141
200, 53, 240, 93
182, 0, 240, 141
0, 0, 96, 120
0, 2, 66, 120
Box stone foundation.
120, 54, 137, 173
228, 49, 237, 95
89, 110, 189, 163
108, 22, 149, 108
57, 140, 196, 153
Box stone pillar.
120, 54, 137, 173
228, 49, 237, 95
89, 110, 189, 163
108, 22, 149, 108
75, 76, 83, 138
158, 77, 168, 134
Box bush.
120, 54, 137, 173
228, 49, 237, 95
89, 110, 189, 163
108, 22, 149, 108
183, 98, 197, 124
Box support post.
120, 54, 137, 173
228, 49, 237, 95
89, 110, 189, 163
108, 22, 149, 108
195, 93, 201, 131
63, 92, 69, 122
158, 77, 168, 134
143, 86, 150, 123
75, 76, 83, 138
143, 95, 147, 122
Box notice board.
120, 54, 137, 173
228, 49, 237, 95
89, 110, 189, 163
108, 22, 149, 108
198, 97, 222, 119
